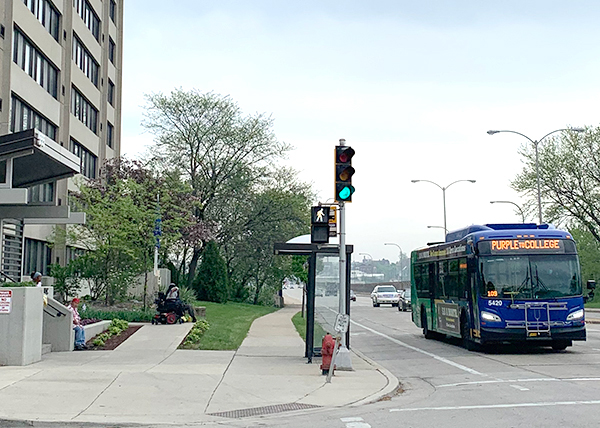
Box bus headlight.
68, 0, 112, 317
481, 311, 502, 322
567, 309, 584, 321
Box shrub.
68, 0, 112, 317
91, 318, 129, 347
80, 307, 154, 322
181, 319, 210, 347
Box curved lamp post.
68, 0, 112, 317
384, 243, 403, 281
411, 179, 476, 233
487, 128, 585, 224
490, 200, 525, 223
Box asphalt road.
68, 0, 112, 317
260, 290, 600, 428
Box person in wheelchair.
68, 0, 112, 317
162, 283, 197, 322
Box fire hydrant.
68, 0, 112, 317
321, 333, 336, 375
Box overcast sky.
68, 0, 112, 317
121, 0, 600, 263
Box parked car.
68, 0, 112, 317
350, 290, 357, 301
370, 285, 400, 307
398, 289, 411, 311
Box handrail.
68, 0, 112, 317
43, 300, 68, 318
0, 271, 18, 283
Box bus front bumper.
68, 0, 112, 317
479, 325, 586, 344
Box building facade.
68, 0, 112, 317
0, 0, 123, 280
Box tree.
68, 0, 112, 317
511, 127, 600, 242
194, 240, 229, 303
221, 168, 313, 304
142, 89, 291, 288
69, 158, 192, 304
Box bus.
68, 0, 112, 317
411, 223, 595, 350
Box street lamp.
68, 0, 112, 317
487, 127, 585, 224
359, 253, 373, 275
411, 179, 476, 233
490, 200, 525, 223
384, 243, 404, 281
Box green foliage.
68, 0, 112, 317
49, 263, 81, 303
0, 282, 34, 287
194, 241, 229, 303
177, 285, 196, 304
79, 307, 154, 322
512, 127, 600, 241
181, 319, 210, 348
291, 311, 327, 344
69, 158, 193, 304
91, 318, 129, 347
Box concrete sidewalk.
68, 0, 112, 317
0, 304, 398, 426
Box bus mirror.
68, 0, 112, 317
587, 280, 596, 290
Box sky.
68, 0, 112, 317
120, 0, 600, 264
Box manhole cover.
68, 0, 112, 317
209, 403, 321, 418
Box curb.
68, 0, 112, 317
348, 348, 400, 406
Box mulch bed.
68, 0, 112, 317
87, 325, 143, 351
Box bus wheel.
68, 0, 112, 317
461, 317, 476, 351
422, 310, 433, 339
551, 340, 571, 351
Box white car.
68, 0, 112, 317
371, 285, 400, 307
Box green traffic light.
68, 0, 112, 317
338, 185, 355, 200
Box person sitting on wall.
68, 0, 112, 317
67, 298, 87, 350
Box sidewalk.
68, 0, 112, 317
586, 307, 600, 324
0, 302, 398, 426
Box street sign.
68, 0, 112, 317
328, 206, 337, 237
0, 289, 12, 314
334, 313, 350, 334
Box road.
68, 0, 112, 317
266, 289, 600, 428
17, 289, 600, 428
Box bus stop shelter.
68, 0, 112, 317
274, 238, 353, 362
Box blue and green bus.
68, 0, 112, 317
411, 223, 595, 350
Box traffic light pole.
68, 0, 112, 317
336, 200, 353, 370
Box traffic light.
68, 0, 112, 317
335, 145, 355, 202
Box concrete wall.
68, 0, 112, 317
129, 269, 171, 305
42, 296, 74, 352
0, 287, 43, 366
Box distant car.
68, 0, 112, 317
350, 290, 356, 301
370, 285, 400, 307
399, 289, 412, 311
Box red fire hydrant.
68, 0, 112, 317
321, 333, 336, 375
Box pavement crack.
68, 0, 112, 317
204, 350, 236, 414
0, 370, 42, 391
71, 371, 122, 420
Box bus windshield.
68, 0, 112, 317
478, 254, 582, 299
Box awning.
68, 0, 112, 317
0, 129, 80, 188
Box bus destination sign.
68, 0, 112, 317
490, 239, 563, 253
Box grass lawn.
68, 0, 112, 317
188, 301, 278, 350
291, 311, 327, 343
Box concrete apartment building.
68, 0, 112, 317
0, 0, 123, 281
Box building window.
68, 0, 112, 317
23, 0, 60, 41
74, 0, 100, 41
28, 182, 55, 204
109, 0, 116, 22
108, 37, 115, 64
12, 27, 59, 99
11, 95, 57, 141
72, 34, 99, 87
67, 246, 86, 262
24, 238, 52, 276
107, 122, 114, 149
70, 87, 98, 134
108, 79, 114, 105
70, 138, 97, 179
0, 160, 6, 184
